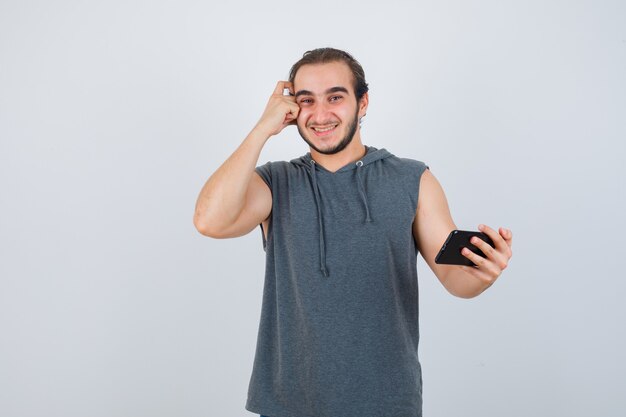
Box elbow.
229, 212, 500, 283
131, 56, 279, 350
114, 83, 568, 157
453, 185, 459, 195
449, 289, 482, 300
438, 269, 485, 299
446, 281, 490, 299
193, 216, 211, 237
443, 279, 485, 299
193, 212, 240, 239
193, 213, 222, 238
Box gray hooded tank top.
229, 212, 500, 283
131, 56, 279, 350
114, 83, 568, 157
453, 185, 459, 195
246, 146, 429, 417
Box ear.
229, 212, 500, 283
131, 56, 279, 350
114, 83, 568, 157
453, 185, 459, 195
358, 92, 369, 118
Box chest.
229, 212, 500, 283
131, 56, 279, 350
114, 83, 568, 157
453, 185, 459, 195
271, 169, 417, 252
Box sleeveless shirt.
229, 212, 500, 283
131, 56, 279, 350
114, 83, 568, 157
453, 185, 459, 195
246, 146, 429, 417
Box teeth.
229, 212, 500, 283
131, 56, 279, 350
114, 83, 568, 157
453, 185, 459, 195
313, 125, 337, 132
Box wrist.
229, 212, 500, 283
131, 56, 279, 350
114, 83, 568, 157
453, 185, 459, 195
252, 119, 279, 138
248, 123, 274, 143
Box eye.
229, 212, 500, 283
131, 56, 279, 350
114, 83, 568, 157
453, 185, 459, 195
329, 95, 343, 102
299, 98, 313, 105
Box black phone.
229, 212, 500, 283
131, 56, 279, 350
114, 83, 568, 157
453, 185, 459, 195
434, 230, 494, 266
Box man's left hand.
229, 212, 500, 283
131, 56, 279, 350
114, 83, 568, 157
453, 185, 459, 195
460, 224, 513, 288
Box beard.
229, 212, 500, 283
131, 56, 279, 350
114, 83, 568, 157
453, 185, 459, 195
297, 108, 359, 155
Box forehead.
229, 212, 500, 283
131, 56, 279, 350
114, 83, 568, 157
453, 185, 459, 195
293, 61, 354, 95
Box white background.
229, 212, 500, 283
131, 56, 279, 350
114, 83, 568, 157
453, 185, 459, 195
1, 1, 625, 416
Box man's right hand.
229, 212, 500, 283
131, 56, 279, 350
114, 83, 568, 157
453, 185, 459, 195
254, 81, 300, 137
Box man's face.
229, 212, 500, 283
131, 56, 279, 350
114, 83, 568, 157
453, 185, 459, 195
293, 61, 367, 155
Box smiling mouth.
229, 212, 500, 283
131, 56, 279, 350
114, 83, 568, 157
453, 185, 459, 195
310, 124, 339, 136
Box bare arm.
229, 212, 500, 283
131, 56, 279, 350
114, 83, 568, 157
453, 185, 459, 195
193, 81, 299, 238
412, 169, 513, 298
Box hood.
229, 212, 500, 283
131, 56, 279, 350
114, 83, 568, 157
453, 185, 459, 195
291, 145, 392, 173
290, 146, 393, 277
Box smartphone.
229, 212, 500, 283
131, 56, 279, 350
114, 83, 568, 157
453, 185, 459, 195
434, 230, 494, 266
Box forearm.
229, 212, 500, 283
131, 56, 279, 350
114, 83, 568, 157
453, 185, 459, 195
194, 80, 299, 234
440, 267, 493, 299
193, 127, 269, 232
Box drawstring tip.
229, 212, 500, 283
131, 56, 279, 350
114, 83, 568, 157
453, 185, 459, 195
321, 267, 329, 277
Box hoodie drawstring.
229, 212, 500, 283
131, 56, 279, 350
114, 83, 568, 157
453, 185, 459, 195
309, 158, 374, 278
355, 160, 373, 223
310, 160, 329, 277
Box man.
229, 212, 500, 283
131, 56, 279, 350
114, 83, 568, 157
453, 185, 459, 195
194, 48, 513, 417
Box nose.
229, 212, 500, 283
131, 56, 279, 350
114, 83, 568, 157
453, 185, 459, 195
308, 102, 335, 125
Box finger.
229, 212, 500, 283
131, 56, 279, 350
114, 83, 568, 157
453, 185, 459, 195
471, 235, 509, 270
478, 224, 507, 251
499, 227, 513, 248
284, 114, 296, 125
461, 248, 501, 279
283, 81, 294, 96
470, 235, 498, 261
273, 81, 294, 96
288, 101, 300, 116
478, 224, 512, 264
461, 246, 487, 268
274, 81, 291, 96
284, 104, 299, 124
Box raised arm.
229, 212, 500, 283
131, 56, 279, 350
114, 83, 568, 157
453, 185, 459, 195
193, 81, 299, 238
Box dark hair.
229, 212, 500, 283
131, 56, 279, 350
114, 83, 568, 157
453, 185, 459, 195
288, 47, 369, 101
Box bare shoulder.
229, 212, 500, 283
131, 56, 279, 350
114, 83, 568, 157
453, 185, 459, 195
416, 168, 446, 211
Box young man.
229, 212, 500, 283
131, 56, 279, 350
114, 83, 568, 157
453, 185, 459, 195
194, 48, 513, 417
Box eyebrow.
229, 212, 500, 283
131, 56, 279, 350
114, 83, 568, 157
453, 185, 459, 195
295, 86, 350, 98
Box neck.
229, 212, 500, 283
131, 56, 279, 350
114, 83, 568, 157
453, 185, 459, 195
309, 135, 367, 173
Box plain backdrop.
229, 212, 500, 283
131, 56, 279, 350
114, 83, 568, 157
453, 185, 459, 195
1, 1, 625, 416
